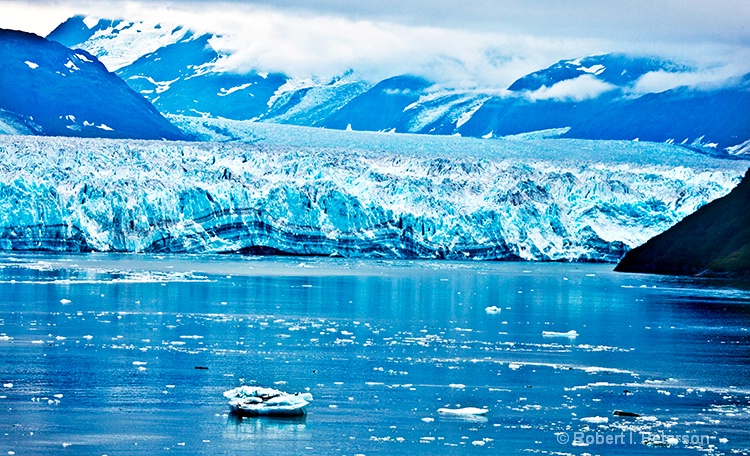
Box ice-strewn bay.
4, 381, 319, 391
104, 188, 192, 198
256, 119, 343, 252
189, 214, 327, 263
0, 254, 748, 454
0, 127, 747, 260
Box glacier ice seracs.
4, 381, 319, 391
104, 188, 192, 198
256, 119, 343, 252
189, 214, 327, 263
0, 122, 747, 261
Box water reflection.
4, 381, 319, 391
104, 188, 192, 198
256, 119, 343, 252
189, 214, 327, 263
224, 414, 309, 441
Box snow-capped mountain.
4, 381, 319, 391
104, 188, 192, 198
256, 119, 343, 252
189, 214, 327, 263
0, 123, 746, 260
46, 15, 750, 153
507, 54, 684, 92
460, 55, 750, 151
0, 28, 186, 140
45, 15, 190, 71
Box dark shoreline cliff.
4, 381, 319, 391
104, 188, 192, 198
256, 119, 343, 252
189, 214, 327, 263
616, 168, 750, 278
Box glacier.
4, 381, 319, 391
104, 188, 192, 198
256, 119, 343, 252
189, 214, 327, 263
0, 123, 747, 261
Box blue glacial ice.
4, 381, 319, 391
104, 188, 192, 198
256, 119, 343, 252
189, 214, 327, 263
0, 122, 747, 261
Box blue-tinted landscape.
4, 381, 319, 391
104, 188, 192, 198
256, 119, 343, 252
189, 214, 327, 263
1, 1, 749, 454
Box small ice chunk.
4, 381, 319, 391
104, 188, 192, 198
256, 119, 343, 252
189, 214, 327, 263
421, 417, 434, 422
542, 330, 578, 338
60, 299, 71, 304
449, 383, 466, 389
3, 383, 12, 388
25, 61, 39, 69
581, 416, 608, 424
438, 407, 489, 416
484, 306, 501, 314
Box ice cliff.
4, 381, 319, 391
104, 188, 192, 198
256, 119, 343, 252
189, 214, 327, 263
0, 126, 747, 261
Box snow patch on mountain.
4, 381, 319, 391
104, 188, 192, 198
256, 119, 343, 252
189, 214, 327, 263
726, 139, 750, 156
73, 18, 189, 71
218, 82, 254, 97
578, 64, 605, 75
455, 100, 487, 128
264, 73, 369, 124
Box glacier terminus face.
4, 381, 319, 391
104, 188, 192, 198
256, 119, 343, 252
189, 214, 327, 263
0, 124, 747, 262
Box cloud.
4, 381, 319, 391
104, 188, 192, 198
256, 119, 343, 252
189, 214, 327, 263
631, 65, 750, 94
526, 75, 617, 102
204, 16, 592, 88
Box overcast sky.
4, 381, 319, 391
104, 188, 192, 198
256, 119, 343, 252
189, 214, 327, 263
2, 0, 749, 88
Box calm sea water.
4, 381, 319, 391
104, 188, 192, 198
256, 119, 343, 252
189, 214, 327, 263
0, 254, 748, 455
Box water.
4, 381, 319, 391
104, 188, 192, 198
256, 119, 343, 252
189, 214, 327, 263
0, 254, 748, 455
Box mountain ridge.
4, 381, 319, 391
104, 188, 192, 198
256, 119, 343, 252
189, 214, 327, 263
0, 28, 187, 140
45, 15, 750, 154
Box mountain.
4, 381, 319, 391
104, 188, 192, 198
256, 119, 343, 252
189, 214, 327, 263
46, 15, 190, 71
0, 29, 186, 140
507, 54, 684, 92
46, 15, 750, 153
1, 122, 746, 258
615, 168, 750, 277
458, 55, 750, 151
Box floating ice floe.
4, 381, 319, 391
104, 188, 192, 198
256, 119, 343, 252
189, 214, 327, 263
223, 385, 313, 416
484, 306, 501, 314
59, 299, 71, 304
542, 330, 578, 338
581, 416, 609, 424
437, 407, 489, 416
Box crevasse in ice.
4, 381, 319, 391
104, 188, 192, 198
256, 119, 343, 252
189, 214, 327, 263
0, 125, 746, 261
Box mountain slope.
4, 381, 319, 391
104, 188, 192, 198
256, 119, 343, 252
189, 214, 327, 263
563, 77, 750, 151
0, 29, 186, 140
116, 33, 289, 120
615, 168, 750, 277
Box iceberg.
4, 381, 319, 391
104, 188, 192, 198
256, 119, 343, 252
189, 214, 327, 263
0, 124, 747, 261
438, 406, 489, 416
223, 386, 313, 416
542, 330, 579, 338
